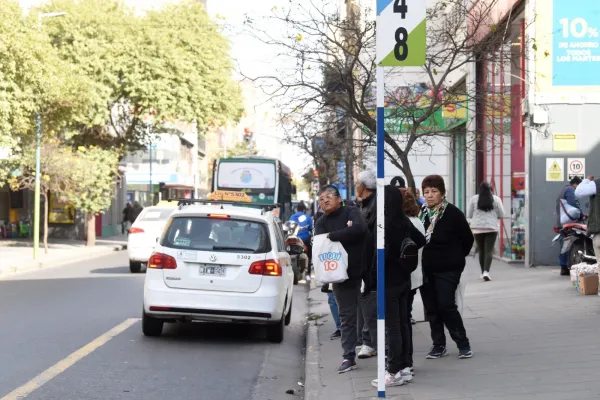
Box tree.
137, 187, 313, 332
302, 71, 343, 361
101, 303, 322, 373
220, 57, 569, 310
67, 146, 120, 247
244, 0, 527, 189
0, 0, 94, 159
41, 0, 244, 153
7, 140, 78, 253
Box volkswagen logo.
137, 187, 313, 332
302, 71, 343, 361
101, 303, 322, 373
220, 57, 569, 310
209, 254, 217, 263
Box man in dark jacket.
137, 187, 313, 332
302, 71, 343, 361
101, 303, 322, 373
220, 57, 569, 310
355, 170, 378, 359
556, 176, 582, 274
314, 185, 367, 373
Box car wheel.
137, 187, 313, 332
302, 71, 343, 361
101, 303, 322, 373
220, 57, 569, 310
266, 314, 285, 343
284, 299, 292, 326
130, 261, 142, 273
142, 310, 163, 337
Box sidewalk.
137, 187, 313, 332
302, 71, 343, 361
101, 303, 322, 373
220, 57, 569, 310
0, 235, 127, 279
305, 258, 600, 400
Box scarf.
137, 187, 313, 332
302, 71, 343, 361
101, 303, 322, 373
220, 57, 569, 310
419, 199, 448, 243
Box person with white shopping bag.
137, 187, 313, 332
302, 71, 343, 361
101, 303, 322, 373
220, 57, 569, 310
313, 185, 367, 374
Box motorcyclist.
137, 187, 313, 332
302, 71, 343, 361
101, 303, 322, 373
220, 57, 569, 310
289, 202, 314, 280
556, 177, 583, 275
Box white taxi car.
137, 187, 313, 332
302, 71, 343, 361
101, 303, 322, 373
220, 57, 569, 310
128, 204, 177, 273
142, 198, 294, 343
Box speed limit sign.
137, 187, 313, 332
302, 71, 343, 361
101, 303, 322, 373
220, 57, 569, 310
376, 0, 426, 66
567, 158, 585, 180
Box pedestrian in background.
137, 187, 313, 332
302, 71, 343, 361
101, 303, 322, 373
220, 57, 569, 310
355, 170, 378, 360
400, 187, 425, 371
122, 202, 132, 234
415, 188, 425, 206
575, 175, 600, 264
314, 185, 367, 374
467, 182, 505, 281
371, 186, 425, 387
419, 175, 474, 360
557, 176, 583, 275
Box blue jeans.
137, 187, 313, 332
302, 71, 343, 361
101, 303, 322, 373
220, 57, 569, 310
559, 236, 568, 267
327, 292, 341, 330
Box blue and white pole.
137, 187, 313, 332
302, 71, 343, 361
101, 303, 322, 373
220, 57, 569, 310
375, 66, 386, 398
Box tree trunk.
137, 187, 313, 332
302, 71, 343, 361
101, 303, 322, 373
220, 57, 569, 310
43, 192, 49, 254
400, 153, 416, 193
86, 212, 96, 247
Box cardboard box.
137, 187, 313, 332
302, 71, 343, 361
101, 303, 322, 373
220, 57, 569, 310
578, 274, 599, 295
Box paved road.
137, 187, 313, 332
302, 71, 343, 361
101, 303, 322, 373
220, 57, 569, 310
0, 252, 308, 400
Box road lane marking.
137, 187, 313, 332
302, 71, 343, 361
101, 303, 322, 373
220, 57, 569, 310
0, 318, 140, 400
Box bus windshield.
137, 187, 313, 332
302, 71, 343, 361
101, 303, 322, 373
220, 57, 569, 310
217, 161, 276, 190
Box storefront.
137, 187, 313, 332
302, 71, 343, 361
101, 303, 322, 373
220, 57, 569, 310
474, 2, 527, 261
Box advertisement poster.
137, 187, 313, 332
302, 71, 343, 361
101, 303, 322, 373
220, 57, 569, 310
48, 193, 75, 224
217, 162, 276, 189
553, 0, 600, 86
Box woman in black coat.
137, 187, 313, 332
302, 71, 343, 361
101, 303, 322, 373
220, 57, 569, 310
370, 186, 425, 388
418, 175, 474, 360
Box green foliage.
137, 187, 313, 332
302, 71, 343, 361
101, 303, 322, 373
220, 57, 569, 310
0, 0, 93, 148
41, 0, 244, 151
68, 146, 120, 214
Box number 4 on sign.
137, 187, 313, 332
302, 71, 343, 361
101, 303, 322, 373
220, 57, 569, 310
394, 0, 407, 18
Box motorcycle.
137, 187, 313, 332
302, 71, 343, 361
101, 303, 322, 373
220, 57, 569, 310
282, 221, 309, 285
552, 221, 596, 269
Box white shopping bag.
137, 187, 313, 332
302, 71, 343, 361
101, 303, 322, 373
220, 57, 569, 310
312, 234, 349, 286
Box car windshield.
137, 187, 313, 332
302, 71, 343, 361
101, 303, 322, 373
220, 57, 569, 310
139, 208, 173, 221
162, 217, 271, 253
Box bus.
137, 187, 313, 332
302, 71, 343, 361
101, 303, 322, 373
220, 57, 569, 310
212, 156, 296, 221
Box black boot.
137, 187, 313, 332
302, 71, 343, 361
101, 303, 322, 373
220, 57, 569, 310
560, 266, 570, 276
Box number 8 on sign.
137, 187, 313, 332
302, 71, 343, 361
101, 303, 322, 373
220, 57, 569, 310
376, 0, 426, 67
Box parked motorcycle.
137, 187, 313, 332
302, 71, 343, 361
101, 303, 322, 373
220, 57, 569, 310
282, 221, 309, 285
552, 221, 596, 269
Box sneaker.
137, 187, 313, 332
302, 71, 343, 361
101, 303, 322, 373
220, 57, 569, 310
400, 367, 413, 383
357, 345, 377, 359
458, 348, 473, 359
426, 345, 447, 359
306, 274, 311, 281
330, 330, 341, 340
409, 366, 415, 375
371, 371, 404, 387
337, 359, 357, 374
410, 318, 416, 325
483, 271, 491, 281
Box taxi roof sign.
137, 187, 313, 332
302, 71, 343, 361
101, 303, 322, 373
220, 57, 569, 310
206, 190, 252, 203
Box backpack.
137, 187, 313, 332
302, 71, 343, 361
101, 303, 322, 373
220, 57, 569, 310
399, 235, 419, 274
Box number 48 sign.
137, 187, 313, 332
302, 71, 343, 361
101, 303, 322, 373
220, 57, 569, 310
376, 0, 426, 66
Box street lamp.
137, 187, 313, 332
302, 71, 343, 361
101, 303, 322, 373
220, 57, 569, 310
33, 11, 66, 260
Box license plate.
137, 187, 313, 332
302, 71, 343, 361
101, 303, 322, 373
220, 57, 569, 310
199, 265, 226, 277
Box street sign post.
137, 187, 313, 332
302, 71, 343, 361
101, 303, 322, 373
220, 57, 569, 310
376, 0, 426, 397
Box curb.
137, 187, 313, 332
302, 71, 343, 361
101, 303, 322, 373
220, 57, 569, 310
0, 244, 127, 280
304, 275, 320, 400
